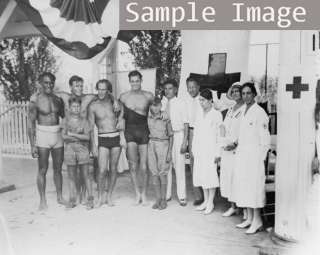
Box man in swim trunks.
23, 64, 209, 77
28, 72, 67, 210
119, 70, 154, 205
51, 75, 119, 200
88, 79, 125, 207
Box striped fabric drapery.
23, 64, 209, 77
16, 0, 138, 59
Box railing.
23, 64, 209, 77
0, 101, 30, 156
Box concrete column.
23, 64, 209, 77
275, 31, 318, 241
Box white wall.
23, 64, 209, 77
179, 30, 250, 98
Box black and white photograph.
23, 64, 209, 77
0, 0, 319, 255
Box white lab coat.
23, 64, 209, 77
184, 94, 201, 128
219, 104, 244, 201
192, 107, 222, 189
233, 103, 270, 208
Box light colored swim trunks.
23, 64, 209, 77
36, 125, 63, 149
64, 142, 90, 166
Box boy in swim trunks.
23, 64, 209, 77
148, 98, 173, 210
61, 97, 94, 209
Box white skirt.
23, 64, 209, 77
232, 145, 266, 208
220, 150, 236, 201
193, 153, 219, 189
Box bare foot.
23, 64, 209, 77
141, 194, 149, 206
152, 200, 160, 209
38, 201, 48, 211
95, 198, 104, 208
133, 194, 141, 206
80, 195, 87, 205
65, 200, 77, 209
86, 196, 94, 210
106, 195, 115, 207
159, 199, 167, 210
57, 198, 69, 206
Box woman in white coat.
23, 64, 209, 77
192, 89, 222, 215
220, 83, 244, 217
232, 83, 270, 234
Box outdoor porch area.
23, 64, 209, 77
0, 157, 269, 255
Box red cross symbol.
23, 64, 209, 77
286, 77, 309, 99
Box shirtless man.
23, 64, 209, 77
28, 72, 67, 210
88, 79, 124, 207
55, 75, 100, 118
120, 70, 154, 205
52, 75, 118, 200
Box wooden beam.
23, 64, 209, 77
0, 21, 41, 39
0, 0, 16, 34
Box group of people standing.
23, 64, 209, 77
27, 70, 270, 235
184, 79, 270, 235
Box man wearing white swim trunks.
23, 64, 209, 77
28, 72, 67, 211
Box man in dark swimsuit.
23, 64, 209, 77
120, 70, 154, 205
88, 79, 125, 207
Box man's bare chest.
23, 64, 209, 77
124, 94, 149, 111
37, 96, 62, 115
95, 103, 115, 120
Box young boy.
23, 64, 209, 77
147, 98, 173, 210
61, 97, 94, 209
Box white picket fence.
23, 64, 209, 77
0, 101, 30, 156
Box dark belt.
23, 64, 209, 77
149, 137, 169, 141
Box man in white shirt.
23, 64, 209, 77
163, 79, 189, 206
184, 77, 204, 206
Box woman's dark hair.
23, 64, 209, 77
95, 79, 112, 92
241, 82, 257, 96
38, 72, 56, 83
200, 89, 213, 101
68, 96, 82, 106
315, 102, 320, 129
69, 75, 83, 86
128, 70, 142, 80
163, 79, 178, 88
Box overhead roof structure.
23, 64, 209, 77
0, 0, 40, 39
0, 0, 139, 59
